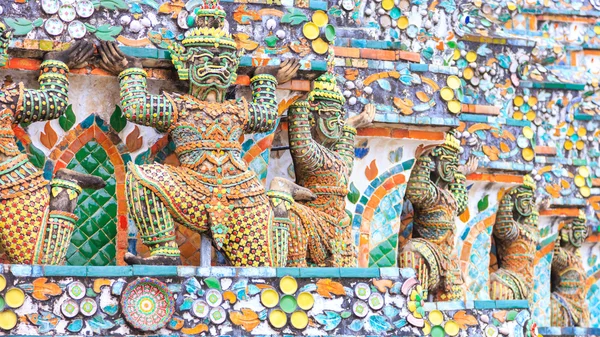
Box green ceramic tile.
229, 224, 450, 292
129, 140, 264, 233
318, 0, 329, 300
65, 141, 118, 266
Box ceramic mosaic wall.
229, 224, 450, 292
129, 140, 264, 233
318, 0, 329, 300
0, 265, 541, 336
1, 0, 600, 330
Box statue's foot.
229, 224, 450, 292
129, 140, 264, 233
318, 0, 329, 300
55, 168, 106, 190
270, 177, 316, 201
124, 252, 182, 265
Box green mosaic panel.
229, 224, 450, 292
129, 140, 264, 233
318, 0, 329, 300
65, 141, 117, 266
368, 234, 398, 267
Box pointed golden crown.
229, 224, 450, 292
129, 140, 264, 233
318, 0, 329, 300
523, 174, 536, 190
577, 209, 587, 222
181, 0, 236, 49
308, 73, 346, 104
440, 132, 461, 153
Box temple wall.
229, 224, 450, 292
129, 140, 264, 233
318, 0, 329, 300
0, 0, 600, 333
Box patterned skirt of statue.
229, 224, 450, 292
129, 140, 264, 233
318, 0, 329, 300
489, 268, 529, 300
287, 202, 355, 267
127, 163, 275, 266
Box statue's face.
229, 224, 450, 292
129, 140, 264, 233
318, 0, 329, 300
432, 147, 459, 183
567, 219, 587, 248
187, 46, 239, 93
309, 98, 344, 146
514, 188, 534, 217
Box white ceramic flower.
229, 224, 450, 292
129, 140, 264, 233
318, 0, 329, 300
40, 0, 94, 38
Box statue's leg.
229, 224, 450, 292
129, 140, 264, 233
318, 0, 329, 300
330, 218, 357, 267
489, 270, 521, 300
125, 172, 181, 265
266, 190, 294, 267
267, 177, 316, 267
39, 169, 107, 265
398, 247, 431, 292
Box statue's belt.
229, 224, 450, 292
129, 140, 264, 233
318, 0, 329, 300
175, 140, 242, 154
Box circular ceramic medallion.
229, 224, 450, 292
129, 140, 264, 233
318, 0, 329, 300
209, 307, 226, 324
516, 135, 529, 149
431, 325, 445, 337
580, 186, 591, 197
291, 310, 308, 329
353, 300, 369, 318
324, 24, 336, 42
76, 0, 94, 18
0, 311, 17, 330
297, 292, 314, 310
121, 277, 175, 332
205, 289, 223, 307
463, 67, 474, 80
269, 309, 287, 328
381, 0, 394, 10
429, 310, 444, 325
447, 100, 461, 114
522, 126, 534, 139
68, 21, 86, 39
440, 87, 454, 101
261, 289, 279, 308
312, 38, 329, 54
41, 0, 60, 14
354, 283, 371, 299
445, 320, 460, 336
68, 281, 86, 300
279, 276, 298, 295
522, 148, 534, 161
61, 299, 80, 318
302, 22, 319, 40
280, 295, 298, 314
45, 18, 65, 36
5, 288, 24, 308
80, 298, 98, 316
406, 24, 418, 38
59, 4, 77, 22
192, 299, 209, 318
575, 175, 586, 187
579, 166, 590, 178
368, 293, 384, 310
397, 16, 409, 29
379, 15, 392, 28
447, 75, 461, 89
0, 275, 6, 292
389, 7, 401, 19
465, 51, 477, 62
312, 10, 328, 27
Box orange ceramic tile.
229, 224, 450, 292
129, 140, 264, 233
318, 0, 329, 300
397, 51, 421, 63
407, 130, 445, 140
7, 58, 41, 71
357, 127, 391, 137
382, 178, 396, 190
332, 46, 360, 58
591, 178, 600, 187
539, 208, 580, 217
390, 128, 409, 138
235, 75, 251, 86
362, 207, 375, 221
90, 67, 113, 76
359, 48, 379, 60
535, 146, 557, 156
392, 174, 406, 185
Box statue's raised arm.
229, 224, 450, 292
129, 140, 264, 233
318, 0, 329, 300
98, 41, 175, 132
1, 26, 94, 126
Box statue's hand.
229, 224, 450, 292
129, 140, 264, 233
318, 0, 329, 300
97, 41, 142, 75
44, 40, 94, 68
346, 104, 376, 129
255, 59, 300, 84
458, 156, 479, 175
275, 59, 300, 84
